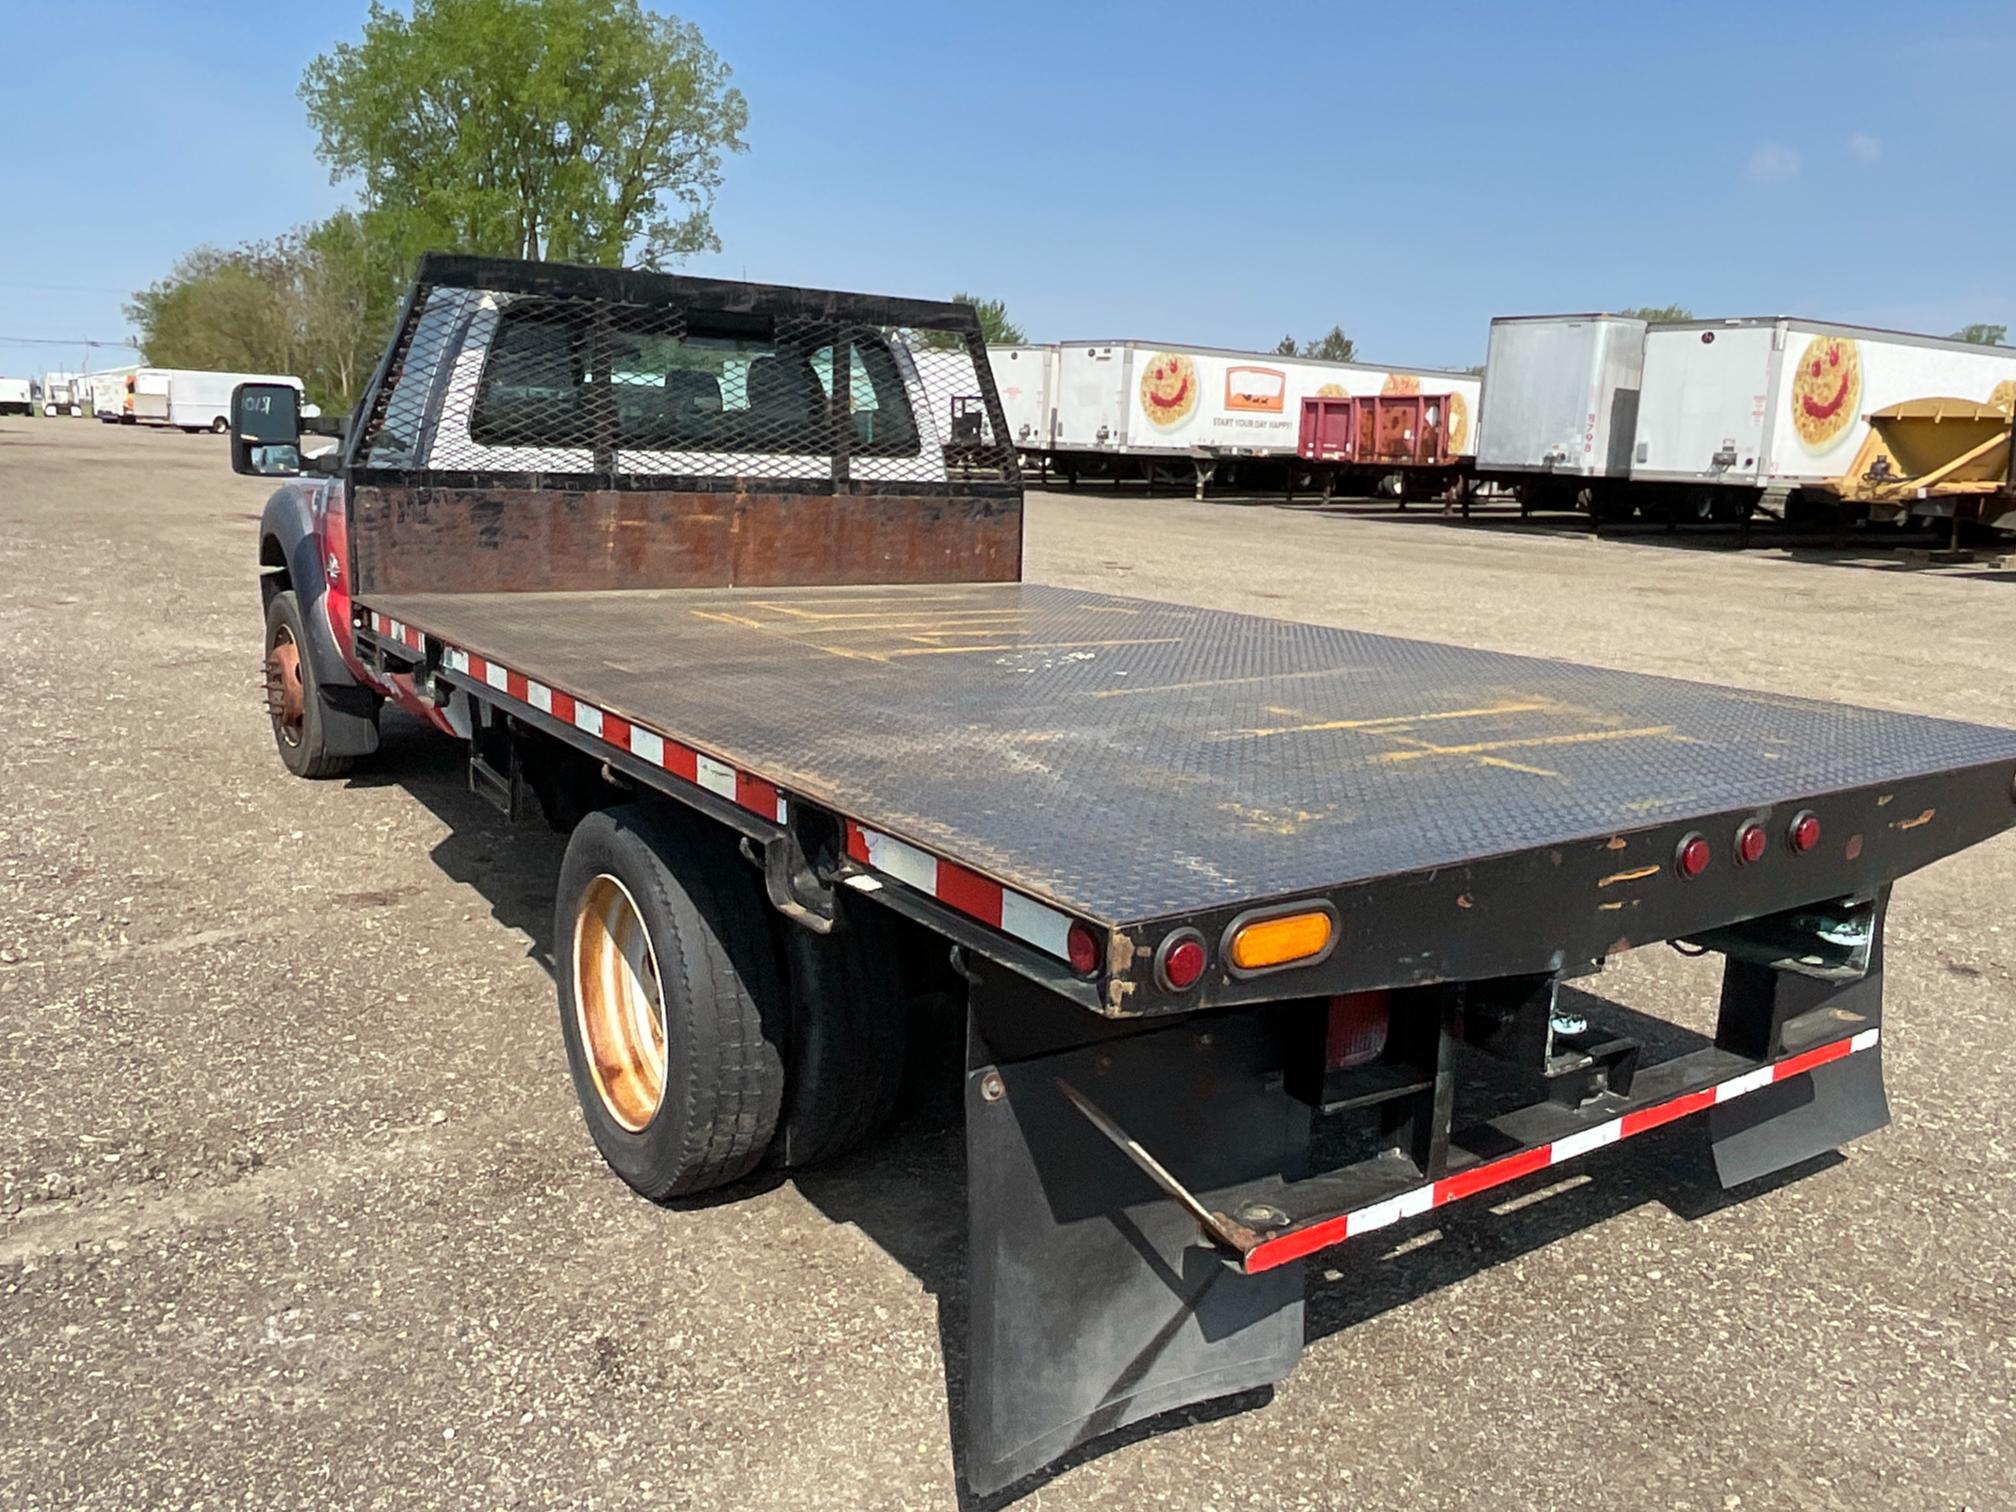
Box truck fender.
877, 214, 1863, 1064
258, 482, 381, 757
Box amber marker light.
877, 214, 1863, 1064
1225, 906, 1337, 974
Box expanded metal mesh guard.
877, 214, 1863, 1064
353, 263, 1019, 490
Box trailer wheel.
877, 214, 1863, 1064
210, 415, 230, 434
774, 901, 909, 1168
263, 589, 357, 779
556, 806, 786, 1199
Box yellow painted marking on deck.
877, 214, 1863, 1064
752, 602, 1016, 621
1373, 725, 1677, 765
1475, 755, 1562, 777
883, 637, 1183, 659
690, 610, 778, 632
1597, 865, 1661, 888
1598, 901, 1627, 912
1239, 699, 1554, 739
1893, 808, 1935, 830
757, 617, 1025, 636
1087, 667, 1366, 700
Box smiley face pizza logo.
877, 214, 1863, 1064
1989, 379, 2016, 414
1445, 391, 1470, 452
1138, 352, 1199, 429
1381, 373, 1421, 396
1789, 335, 1862, 451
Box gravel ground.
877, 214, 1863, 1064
3, 419, 2013, 1510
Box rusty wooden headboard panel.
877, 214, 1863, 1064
349, 484, 1023, 595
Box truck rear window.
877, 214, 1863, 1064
468, 304, 921, 458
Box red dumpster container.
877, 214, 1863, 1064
1298, 393, 1454, 466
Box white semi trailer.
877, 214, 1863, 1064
986, 344, 1056, 454
1632, 318, 2016, 519
1473, 314, 1647, 520
1046, 339, 1480, 497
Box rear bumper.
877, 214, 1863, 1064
1236, 1023, 1877, 1274
960, 915, 1894, 1493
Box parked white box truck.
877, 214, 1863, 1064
1632, 319, 2016, 513
1474, 315, 1646, 517
125, 369, 309, 432
0, 377, 32, 416
987, 344, 1056, 452
79, 366, 139, 419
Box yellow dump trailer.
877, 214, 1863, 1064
1826, 396, 2016, 533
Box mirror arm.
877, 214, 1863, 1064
305, 452, 343, 477
304, 415, 348, 439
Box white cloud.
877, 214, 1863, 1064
1747, 141, 1803, 183
1848, 131, 1882, 163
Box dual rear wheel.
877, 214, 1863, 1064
556, 805, 908, 1199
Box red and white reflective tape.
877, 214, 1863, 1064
364, 614, 789, 827
368, 610, 425, 652
366, 613, 1087, 969
438, 644, 787, 824
1243, 1026, 1882, 1274
844, 820, 1076, 963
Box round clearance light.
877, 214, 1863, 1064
1066, 922, 1101, 977
1789, 811, 1822, 854
1736, 821, 1768, 866
1155, 930, 1209, 992
1675, 832, 1712, 880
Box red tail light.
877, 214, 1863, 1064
1155, 930, 1208, 992
1736, 821, 1767, 865
1788, 811, 1821, 854
1675, 833, 1712, 879
1066, 922, 1100, 977
1325, 991, 1390, 1069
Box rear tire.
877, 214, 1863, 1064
210, 415, 230, 434
556, 806, 787, 1199
774, 901, 909, 1168
263, 590, 357, 779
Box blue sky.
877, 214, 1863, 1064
3, 1, 2012, 378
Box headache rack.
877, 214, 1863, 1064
347, 254, 1022, 494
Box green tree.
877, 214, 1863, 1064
125, 213, 403, 412
1274, 327, 1357, 362
1950, 322, 2007, 346
301, 0, 748, 269
922, 293, 1025, 349
1616, 305, 1693, 323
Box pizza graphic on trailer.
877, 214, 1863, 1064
1139, 353, 1199, 429
1789, 335, 1862, 451
1380, 372, 1469, 451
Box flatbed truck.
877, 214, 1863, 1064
236, 255, 2016, 1494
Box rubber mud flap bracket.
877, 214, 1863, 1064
962, 1002, 1309, 1495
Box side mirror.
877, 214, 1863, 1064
231, 382, 304, 477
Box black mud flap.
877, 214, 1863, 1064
1708, 891, 1890, 1189
1710, 1043, 1889, 1188
964, 1005, 1308, 1496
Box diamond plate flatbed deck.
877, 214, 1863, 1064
363, 582, 2016, 926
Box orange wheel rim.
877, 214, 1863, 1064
265, 625, 305, 746
573, 874, 667, 1131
